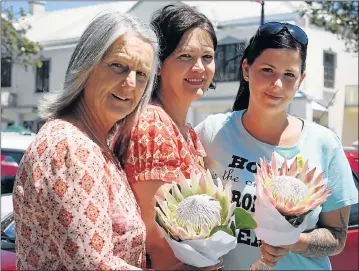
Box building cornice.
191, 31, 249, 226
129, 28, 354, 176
218, 12, 298, 29
40, 38, 79, 50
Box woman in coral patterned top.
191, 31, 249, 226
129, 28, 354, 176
119, 4, 218, 270
12, 11, 159, 270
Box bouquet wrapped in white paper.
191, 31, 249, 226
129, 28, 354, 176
250, 154, 332, 270
155, 170, 257, 268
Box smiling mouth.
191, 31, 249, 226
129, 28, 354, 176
184, 78, 204, 85
264, 93, 283, 100
111, 93, 129, 101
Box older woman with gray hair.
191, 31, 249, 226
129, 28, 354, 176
13, 10, 159, 270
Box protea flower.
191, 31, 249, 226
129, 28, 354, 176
255, 153, 332, 217
155, 170, 237, 241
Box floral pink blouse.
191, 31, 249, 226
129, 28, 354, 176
13, 119, 146, 270
125, 102, 207, 183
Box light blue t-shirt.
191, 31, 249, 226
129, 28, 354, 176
195, 110, 358, 270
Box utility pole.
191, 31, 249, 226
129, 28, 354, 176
260, 1, 265, 25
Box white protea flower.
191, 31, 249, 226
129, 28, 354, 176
155, 169, 237, 241
255, 153, 332, 217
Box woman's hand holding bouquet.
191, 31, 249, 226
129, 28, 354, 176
250, 153, 331, 270
155, 169, 257, 268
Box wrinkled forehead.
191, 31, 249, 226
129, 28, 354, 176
105, 32, 153, 55
104, 32, 154, 69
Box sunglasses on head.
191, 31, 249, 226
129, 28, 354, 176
256, 22, 308, 46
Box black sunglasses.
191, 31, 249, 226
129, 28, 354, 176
256, 22, 308, 46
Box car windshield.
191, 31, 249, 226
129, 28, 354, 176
3, 156, 17, 164
1, 213, 15, 241
1, 213, 15, 251
2, 221, 15, 238
1, 150, 24, 165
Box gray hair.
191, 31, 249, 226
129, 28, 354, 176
38, 10, 159, 121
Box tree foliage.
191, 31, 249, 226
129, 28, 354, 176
1, 4, 43, 68
301, 1, 358, 54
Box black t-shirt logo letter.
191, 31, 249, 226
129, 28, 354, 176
228, 155, 257, 173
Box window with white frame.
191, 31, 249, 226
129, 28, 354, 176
214, 42, 245, 82
35, 59, 50, 92
323, 51, 336, 89
1, 57, 12, 87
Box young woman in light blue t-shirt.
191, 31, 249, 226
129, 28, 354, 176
195, 22, 358, 270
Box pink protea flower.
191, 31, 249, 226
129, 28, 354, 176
255, 153, 332, 216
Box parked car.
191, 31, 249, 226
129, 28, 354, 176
1, 212, 16, 270
1, 250, 16, 271
1, 155, 18, 177
344, 147, 358, 175
330, 147, 359, 270
1, 132, 36, 165
1, 132, 34, 214
1, 132, 35, 198
1, 154, 18, 199
1, 132, 34, 270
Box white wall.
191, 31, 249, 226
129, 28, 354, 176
130, 1, 179, 23
187, 82, 239, 126
14, 46, 75, 108
189, 99, 233, 126
301, 24, 358, 138
288, 98, 312, 121
205, 81, 240, 99
303, 25, 358, 99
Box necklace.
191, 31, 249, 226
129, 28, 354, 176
73, 107, 121, 169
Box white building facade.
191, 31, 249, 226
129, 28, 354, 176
1, 1, 358, 145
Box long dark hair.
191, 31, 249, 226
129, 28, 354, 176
150, 4, 217, 99
232, 27, 308, 111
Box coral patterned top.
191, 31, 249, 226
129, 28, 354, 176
13, 119, 146, 270
125, 103, 207, 183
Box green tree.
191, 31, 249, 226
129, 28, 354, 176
301, 1, 358, 54
1, 3, 43, 68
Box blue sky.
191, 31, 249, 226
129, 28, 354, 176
1, 1, 116, 14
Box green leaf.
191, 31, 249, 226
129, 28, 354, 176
234, 207, 257, 230
1, 6, 43, 68
230, 220, 236, 236
301, 1, 358, 53
210, 225, 235, 237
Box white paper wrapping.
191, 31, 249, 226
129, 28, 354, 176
160, 227, 237, 268
253, 182, 313, 246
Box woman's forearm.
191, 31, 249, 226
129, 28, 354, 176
132, 180, 181, 269
290, 214, 348, 257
